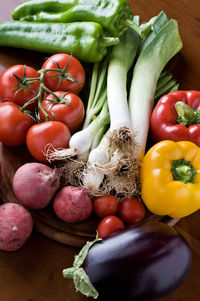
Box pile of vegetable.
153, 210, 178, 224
0, 0, 199, 299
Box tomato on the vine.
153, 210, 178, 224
42, 53, 85, 94
0, 102, 35, 146
0, 65, 40, 110
93, 194, 119, 218
97, 216, 125, 239
26, 121, 71, 162
39, 91, 85, 133
118, 197, 145, 225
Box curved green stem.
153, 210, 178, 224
101, 36, 119, 47
121, 18, 143, 38
175, 101, 200, 126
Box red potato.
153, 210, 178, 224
0, 203, 33, 251
12, 162, 60, 209
53, 186, 93, 223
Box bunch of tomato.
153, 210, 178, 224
93, 194, 146, 239
0, 53, 86, 162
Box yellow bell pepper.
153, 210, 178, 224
141, 140, 200, 218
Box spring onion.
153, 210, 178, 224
82, 27, 141, 196
69, 101, 110, 161
83, 130, 111, 194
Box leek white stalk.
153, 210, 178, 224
107, 28, 139, 131
83, 130, 111, 194
129, 18, 183, 160
99, 28, 141, 196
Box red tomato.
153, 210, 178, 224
42, 54, 85, 94
26, 121, 71, 162
39, 91, 85, 132
0, 65, 40, 109
97, 216, 125, 239
118, 197, 145, 225
0, 102, 35, 146
93, 194, 119, 218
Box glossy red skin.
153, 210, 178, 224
97, 216, 125, 239
0, 65, 40, 110
118, 197, 145, 225
0, 102, 35, 146
26, 121, 71, 162
39, 91, 85, 133
151, 90, 200, 146
93, 194, 119, 218
42, 53, 85, 94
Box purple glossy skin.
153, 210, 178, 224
83, 221, 192, 301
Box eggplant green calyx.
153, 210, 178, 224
175, 101, 200, 126
171, 158, 197, 183
63, 234, 101, 299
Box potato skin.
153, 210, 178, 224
12, 162, 60, 209
0, 203, 33, 251
53, 186, 93, 223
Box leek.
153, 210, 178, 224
129, 18, 183, 160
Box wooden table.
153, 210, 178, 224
0, 0, 200, 300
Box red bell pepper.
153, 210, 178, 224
150, 90, 200, 146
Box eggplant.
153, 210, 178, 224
63, 221, 192, 301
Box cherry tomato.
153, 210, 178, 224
118, 197, 145, 225
0, 65, 40, 109
0, 102, 35, 146
26, 121, 71, 162
42, 54, 85, 94
39, 91, 85, 133
93, 194, 119, 218
97, 216, 125, 239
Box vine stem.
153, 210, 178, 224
18, 56, 77, 121
21, 69, 63, 121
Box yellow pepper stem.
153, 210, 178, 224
171, 158, 197, 183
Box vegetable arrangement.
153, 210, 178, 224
0, 0, 198, 299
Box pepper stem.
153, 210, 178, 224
175, 101, 200, 126
101, 37, 119, 47
171, 158, 197, 183
121, 18, 144, 38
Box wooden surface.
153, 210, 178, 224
0, 0, 200, 300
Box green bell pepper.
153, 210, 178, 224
0, 21, 119, 62
12, 0, 143, 37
